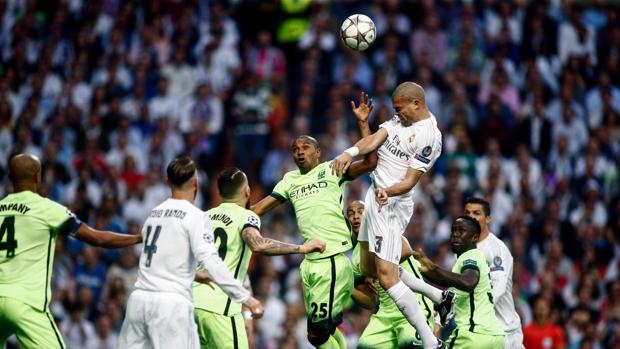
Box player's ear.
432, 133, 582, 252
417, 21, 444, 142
486, 215, 492, 227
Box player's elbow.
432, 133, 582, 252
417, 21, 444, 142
462, 279, 478, 293
249, 244, 265, 254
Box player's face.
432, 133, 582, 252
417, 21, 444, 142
291, 139, 320, 171
450, 220, 478, 254
392, 96, 417, 126
346, 202, 365, 234
464, 203, 490, 233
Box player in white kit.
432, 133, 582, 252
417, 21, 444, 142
464, 197, 524, 349
331, 82, 452, 349
118, 155, 263, 349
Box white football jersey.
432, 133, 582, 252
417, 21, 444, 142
134, 198, 248, 304
371, 114, 442, 198
477, 233, 523, 334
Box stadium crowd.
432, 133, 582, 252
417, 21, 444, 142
1, 0, 620, 348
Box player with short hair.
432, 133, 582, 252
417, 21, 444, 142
0, 153, 142, 349
331, 82, 452, 349
414, 216, 505, 348
347, 200, 436, 349
118, 155, 263, 349
464, 197, 524, 349
252, 93, 377, 348
194, 167, 326, 349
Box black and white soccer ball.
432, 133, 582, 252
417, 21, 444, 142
340, 14, 376, 51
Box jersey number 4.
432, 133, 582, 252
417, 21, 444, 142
143, 225, 162, 267
0, 216, 17, 258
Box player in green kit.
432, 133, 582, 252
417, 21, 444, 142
252, 93, 377, 348
193, 167, 326, 349
414, 216, 505, 349
347, 200, 436, 349
0, 154, 142, 349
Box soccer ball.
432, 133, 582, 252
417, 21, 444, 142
340, 14, 376, 51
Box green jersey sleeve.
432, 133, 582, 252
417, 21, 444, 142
244, 211, 261, 231
44, 201, 82, 237
271, 175, 291, 202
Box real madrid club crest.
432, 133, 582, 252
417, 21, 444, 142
407, 134, 415, 143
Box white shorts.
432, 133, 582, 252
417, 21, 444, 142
505, 330, 525, 349
358, 187, 414, 264
118, 289, 199, 349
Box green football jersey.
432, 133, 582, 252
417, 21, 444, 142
0, 191, 81, 311
351, 243, 434, 323
272, 162, 352, 259
194, 203, 259, 316
451, 248, 504, 335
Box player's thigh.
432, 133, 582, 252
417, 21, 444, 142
144, 292, 200, 349
0, 297, 66, 349
195, 310, 248, 349
446, 330, 505, 349
300, 254, 353, 326
504, 331, 524, 349
366, 200, 409, 265
118, 292, 151, 348
357, 315, 398, 349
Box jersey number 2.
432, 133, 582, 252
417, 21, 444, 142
144, 225, 162, 267
0, 216, 17, 258
213, 227, 227, 260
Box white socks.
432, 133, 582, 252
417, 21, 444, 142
399, 266, 443, 304
386, 281, 438, 348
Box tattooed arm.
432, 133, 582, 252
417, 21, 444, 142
241, 227, 326, 256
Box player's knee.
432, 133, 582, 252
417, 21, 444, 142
376, 265, 399, 290
307, 321, 331, 347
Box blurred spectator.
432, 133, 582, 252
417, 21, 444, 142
523, 297, 567, 349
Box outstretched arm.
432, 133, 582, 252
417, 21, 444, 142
414, 249, 479, 293
75, 224, 142, 248
347, 92, 379, 179
331, 128, 387, 177
251, 195, 282, 217
241, 226, 325, 255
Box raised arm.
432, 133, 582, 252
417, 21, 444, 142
74, 224, 142, 248
414, 249, 479, 293
347, 92, 379, 179
250, 195, 282, 217
241, 226, 325, 255
331, 128, 387, 177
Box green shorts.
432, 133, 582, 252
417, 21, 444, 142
447, 329, 505, 349
357, 314, 423, 349
300, 253, 353, 329
195, 309, 247, 349
0, 296, 65, 349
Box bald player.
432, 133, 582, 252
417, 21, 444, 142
332, 82, 450, 349
0, 154, 142, 349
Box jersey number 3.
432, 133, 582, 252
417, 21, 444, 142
0, 216, 17, 258
144, 225, 162, 267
